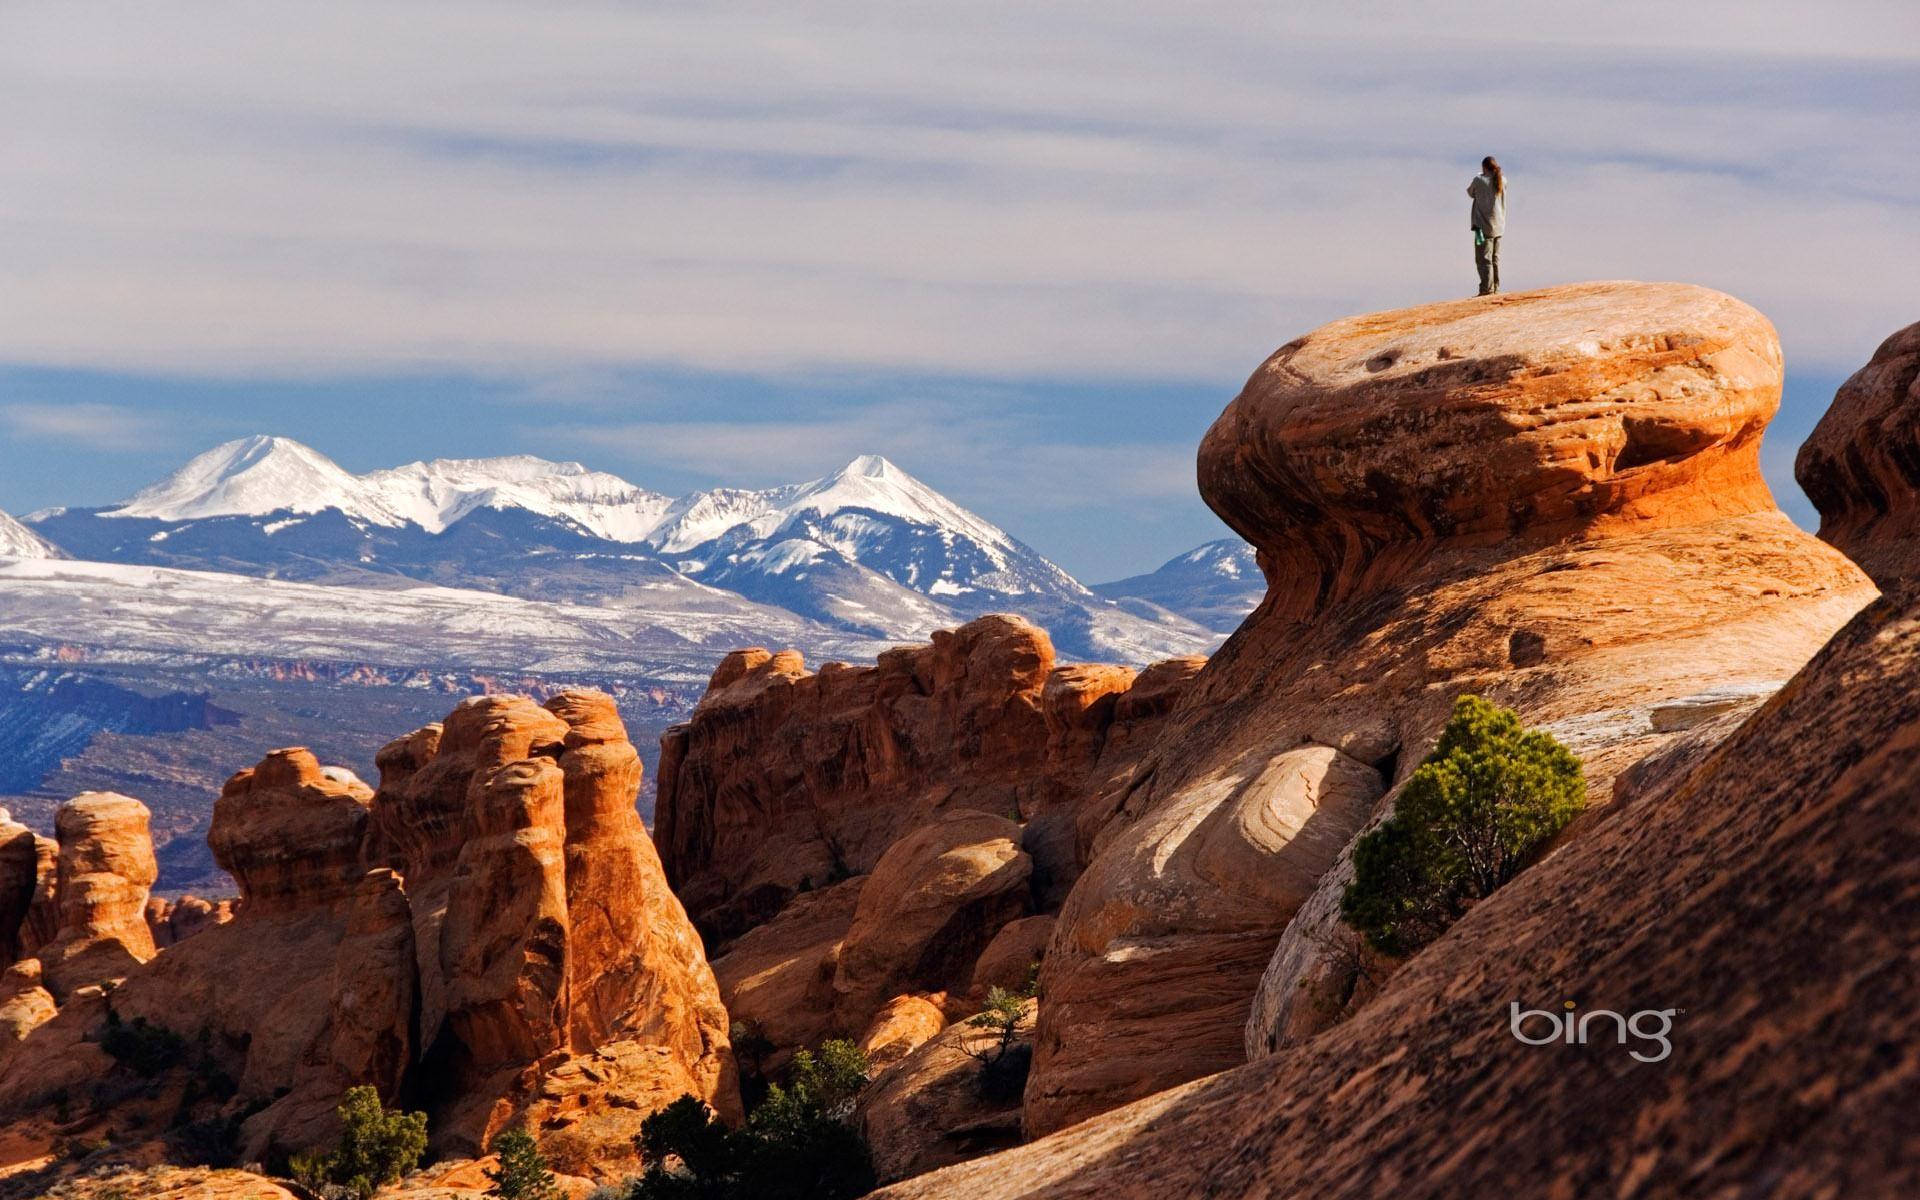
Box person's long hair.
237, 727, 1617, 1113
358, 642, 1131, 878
1482, 155, 1505, 195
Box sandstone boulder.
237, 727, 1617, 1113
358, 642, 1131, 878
0, 959, 55, 1043
1797, 319, 1920, 590
966, 915, 1054, 1001
831, 810, 1033, 1032
1025, 282, 1877, 1135
36, 793, 158, 1000
710, 876, 866, 1072
857, 993, 949, 1072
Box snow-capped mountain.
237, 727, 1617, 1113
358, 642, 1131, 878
647, 456, 1218, 658
26, 437, 1220, 662
654, 455, 1080, 597
0, 509, 63, 560
1093, 538, 1265, 634
104, 435, 672, 541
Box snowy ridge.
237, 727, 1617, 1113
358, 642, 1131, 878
362, 456, 672, 540
0, 509, 62, 560
105, 435, 672, 542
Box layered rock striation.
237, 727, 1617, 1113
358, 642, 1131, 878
1023, 282, 1876, 1135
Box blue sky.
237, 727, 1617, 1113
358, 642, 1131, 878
2, 2, 1915, 579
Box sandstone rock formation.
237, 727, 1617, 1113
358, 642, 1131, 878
655, 617, 1200, 946
967, 914, 1054, 1001
144, 893, 237, 948
1024, 282, 1876, 1135
832, 810, 1033, 1030
0, 814, 37, 968
380, 692, 737, 1155
856, 993, 949, 1072
710, 877, 866, 1071
858, 998, 1036, 1184
35, 793, 158, 1000
1796, 319, 1920, 587
0, 691, 735, 1180
869, 471, 1920, 1199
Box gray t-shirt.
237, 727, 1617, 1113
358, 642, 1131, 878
1469, 173, 1506, 237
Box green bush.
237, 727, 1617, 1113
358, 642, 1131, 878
287, 1085, 429, 1200
962, 978, 1038, 1101
488, 1126, 562, 1200
628, 1040, 875, 1200
1341, 694, 1585, 955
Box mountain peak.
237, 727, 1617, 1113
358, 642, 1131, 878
837, 453, 899, 480
109, 435, 372, 523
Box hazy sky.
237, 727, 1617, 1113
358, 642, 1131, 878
2, 2, 1915, 579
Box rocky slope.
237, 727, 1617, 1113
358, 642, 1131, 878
1022, 281, 1875, 1135
867, 309, 1920, 1200
0, 692, 734, 1179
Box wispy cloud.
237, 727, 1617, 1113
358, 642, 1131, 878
1, 2, 1914, 382
0, 402, 174, 452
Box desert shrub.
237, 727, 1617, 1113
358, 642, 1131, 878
487, 1126, 561, 1199
963, 984, 1036, 1101
287, 1084, 428, 1200
1341, 694, 1585, 955
629, 1040, 875, 1200
98, 1011, 186, 1078
168, 1114, 244, 1168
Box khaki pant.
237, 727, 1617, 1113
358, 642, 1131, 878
1475, 234, 1500, 295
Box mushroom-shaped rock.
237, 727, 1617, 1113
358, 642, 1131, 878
1024, 282, 1877, 1136
866, 483, 1920, 1200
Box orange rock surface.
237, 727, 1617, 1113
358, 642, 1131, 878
857, 998, 1036, 1184
856, 993, 949, 1072
869, 493, 1920, 1199
1024, 282, 1876, 1135
831, 809, 1033, 1031
36, 793, 158, 1000
0, 692, 734, 1180
1796, 319, 1920, 588
655, 617, 1202, 946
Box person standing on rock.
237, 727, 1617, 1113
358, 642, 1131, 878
1468, 156, 1506, 296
